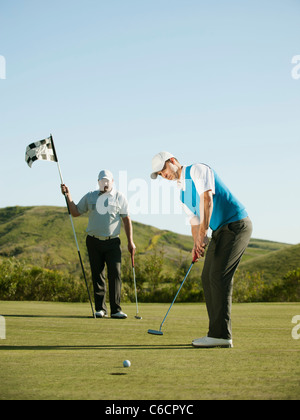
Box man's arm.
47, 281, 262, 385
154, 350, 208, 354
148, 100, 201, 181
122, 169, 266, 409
191, 190, 213, 261
60, 184, 81, 218
122, 216, 136, 255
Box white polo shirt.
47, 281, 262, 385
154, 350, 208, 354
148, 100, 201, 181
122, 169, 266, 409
178, 164, 215, 223
77, 188, 129, 237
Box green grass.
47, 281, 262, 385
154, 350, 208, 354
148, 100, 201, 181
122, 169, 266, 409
0, 301, 299, 400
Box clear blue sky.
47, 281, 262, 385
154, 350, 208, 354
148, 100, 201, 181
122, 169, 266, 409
0, 0, 299, 244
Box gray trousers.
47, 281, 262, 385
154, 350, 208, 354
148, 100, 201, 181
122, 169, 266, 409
202, 217, 253, 340
86, 235, 122, 315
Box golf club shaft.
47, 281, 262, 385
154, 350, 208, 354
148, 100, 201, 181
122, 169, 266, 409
159, 261, 195, 331
132, 266, 139, 315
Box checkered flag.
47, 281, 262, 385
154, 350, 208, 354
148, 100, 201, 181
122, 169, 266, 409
25, 136, 58, 168
24, 134, 95, 318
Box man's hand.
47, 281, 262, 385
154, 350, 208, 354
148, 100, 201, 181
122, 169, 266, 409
122, 216, 136, 257
60, 184, 81, 217
192, 235, 209, 262
128, 241, 136, 256
61, 184, 70, 196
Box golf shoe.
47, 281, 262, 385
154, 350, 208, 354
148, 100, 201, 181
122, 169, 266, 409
111, 311, 127, 319
192, 336, 233, 348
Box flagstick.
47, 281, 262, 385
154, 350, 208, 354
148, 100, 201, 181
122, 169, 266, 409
50, 135, 96, 319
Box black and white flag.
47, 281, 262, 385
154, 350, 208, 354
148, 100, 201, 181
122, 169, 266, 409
25, 136, 57, 168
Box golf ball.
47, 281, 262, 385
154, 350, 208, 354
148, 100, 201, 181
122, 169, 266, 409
123, 360, 131, 368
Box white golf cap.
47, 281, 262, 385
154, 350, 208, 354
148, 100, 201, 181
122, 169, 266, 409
150, 151, 174, 179
98, 169, 113, 181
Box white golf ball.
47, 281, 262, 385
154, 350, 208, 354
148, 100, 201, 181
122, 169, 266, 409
123, 360, 131, 368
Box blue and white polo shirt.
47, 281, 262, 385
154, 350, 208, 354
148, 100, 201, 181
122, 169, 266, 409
179, 164, 248, 232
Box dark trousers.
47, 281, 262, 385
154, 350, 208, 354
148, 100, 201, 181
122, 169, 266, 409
86, 235, 122, 315
202, 217, 253, 340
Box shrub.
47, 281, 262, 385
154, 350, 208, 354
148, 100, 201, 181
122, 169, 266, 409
233, 271, 267, 303
1, 256, 298, 303
0, 258, 89, 302
264, 268, 300, 302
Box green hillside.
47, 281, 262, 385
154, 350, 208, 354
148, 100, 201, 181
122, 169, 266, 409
0, 206, 196, 274
0, 206, 298, 285
238, 243, 300, 283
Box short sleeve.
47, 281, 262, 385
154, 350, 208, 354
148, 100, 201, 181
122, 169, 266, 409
190, 164, 215, 196
76, 193, 89, 215
181, 202, 201, 225
117, 192, 130, 217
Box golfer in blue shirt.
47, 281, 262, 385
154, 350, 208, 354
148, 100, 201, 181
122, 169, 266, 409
151, 152, 253, 348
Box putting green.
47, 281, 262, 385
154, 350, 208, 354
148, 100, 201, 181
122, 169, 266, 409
0, 301, 299, 400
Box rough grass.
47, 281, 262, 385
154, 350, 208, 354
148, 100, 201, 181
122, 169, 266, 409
0, 301, 299, 400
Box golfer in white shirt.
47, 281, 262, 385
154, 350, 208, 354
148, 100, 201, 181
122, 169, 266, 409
61, 170, 136, 319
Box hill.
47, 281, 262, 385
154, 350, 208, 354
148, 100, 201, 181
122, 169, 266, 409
0, 206, 197, 274
0, 206, 298, 285
238, 243, 300, 283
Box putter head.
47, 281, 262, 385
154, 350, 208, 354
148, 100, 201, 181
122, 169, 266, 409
148, 329, 163, 336
135, 316, 143, 320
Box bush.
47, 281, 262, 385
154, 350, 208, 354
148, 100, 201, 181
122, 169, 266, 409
0, 258, 89, 302
121, 251, 205, 303
233, 271, 267, 303
263, 268, 300, 302
1, 256, 299, 303
140, 248, 166, 288
233, 268, 300, 303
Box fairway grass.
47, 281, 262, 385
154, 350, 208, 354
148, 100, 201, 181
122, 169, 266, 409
0, 301, 299, 400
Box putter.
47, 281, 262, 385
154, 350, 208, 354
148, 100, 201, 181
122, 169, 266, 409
132, 254, 142, 320
148, 257, 197, 335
